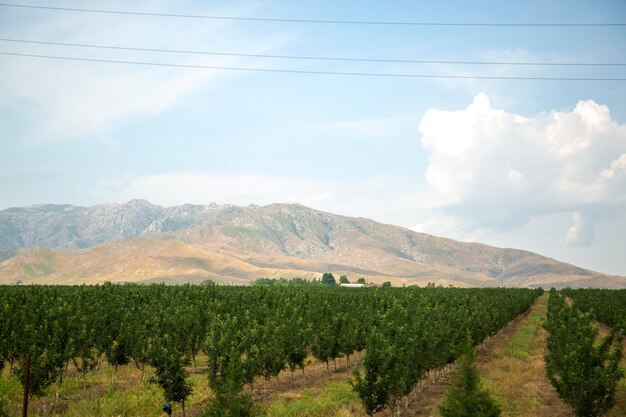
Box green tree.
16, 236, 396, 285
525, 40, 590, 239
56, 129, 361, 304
439, 339, 501, 417
105, 340, 130, 387
148, 340, 193, 417
200, 392, 257, 417
339, 275, 349, 284
13, 352, 58, 404
357, 277, 366, 284
352, 331, 392, 415
321, 273, 336, 285
381, 281, 392, 288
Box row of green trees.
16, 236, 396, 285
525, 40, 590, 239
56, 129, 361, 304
562, 288, 626, 332
1, 284, 540, 415
0, 284, 373, 413
352, 287, 542, 415
544, 289, 624, 417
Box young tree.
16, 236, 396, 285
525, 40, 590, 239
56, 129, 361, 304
439, 339, 501, 417
148, 341, 193, 417
352, 331, 392, 416
200, 392, 257, 417
105, 340, 130, 387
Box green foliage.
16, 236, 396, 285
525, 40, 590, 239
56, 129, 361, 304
339, 275, 349, 284
321, 273, 336, 285
544, 290, 624, 417
252, 277, 315, 286
439, 339, 501, 417
352, 331, 394, 415
0, 284, 542, 417
562, 288, 626, 332
357, 277, 366, 284
0, 391, 8, 417
352, 287, 541, 415
200, 392, 258, 417
12, 353, 57, 400
381, 281, 392, 288
147, 341, 192, 411
105, 341, 130, 371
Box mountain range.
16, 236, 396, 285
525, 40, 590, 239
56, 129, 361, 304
0, 199, 624, 288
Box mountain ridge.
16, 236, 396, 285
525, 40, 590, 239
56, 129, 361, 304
0, 200, 624, 288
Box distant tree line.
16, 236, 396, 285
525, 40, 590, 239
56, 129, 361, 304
253, 273, 354, 286
252, 274, 390, 287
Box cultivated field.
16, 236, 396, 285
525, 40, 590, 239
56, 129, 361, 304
1, 286, 624, 417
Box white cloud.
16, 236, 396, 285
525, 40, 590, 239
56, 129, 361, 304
560, 212, 594, 247
0, 1, 290, 142
418, 93, 626, 245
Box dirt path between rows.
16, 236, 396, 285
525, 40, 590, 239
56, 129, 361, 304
473, 293, 571, 417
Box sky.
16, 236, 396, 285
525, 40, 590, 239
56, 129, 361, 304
1, 1, 625, 275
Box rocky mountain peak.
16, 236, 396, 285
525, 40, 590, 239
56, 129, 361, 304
1, 200, 624, 288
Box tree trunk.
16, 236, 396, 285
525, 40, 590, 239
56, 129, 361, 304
55, 368, 63, 400
182, 399, 186, 417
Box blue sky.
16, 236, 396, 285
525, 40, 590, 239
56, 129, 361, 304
1, 0, 625, 275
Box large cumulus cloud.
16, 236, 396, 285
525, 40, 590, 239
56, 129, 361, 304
416, 93, 626, 246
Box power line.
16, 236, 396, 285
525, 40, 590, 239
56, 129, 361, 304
2, 51, 625, 81
0, 2, 624, 27
1, 38, 624, 67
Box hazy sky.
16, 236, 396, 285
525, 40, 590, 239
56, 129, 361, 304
1, 1, 625, 275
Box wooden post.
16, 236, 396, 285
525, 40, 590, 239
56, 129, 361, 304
22, 354, 30, 417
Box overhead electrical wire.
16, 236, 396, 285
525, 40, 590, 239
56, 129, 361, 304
0, 2, 624, 27
1, 38, 624, 67
1, 52, 625, 81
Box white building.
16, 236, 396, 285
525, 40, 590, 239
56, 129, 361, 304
339, 283, 365, 288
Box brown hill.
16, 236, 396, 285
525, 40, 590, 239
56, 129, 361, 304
0, 202, 623, 288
